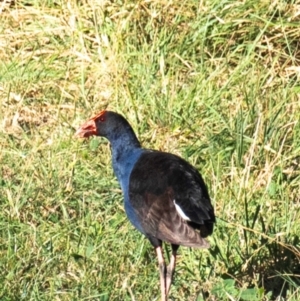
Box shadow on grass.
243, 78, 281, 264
222, 238, 300, 300
206, 216, 300, 301
256, 238, 300, 300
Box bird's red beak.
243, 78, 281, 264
75, 119, 97, 138
75, 111, 106, 138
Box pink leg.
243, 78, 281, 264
156, 246, 166, 301
166, 247, 177, 294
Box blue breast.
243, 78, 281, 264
112, 148, 146, 234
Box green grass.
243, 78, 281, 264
1, 0, 300, 300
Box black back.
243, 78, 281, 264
129, 151, 215, 248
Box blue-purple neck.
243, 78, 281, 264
106, 129, 142, 191
105, 127, 145, 234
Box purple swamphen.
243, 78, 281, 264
75, 110, 215, 301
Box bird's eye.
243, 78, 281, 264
100, 116, 105, 122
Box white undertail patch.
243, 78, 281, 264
173, 200, 191, 221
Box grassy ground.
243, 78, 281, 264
1, 0, 300, 300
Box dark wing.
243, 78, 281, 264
128, 151, 215, 248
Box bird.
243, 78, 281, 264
75, 110, 215, 301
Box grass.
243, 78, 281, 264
0, 0, 300, 300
